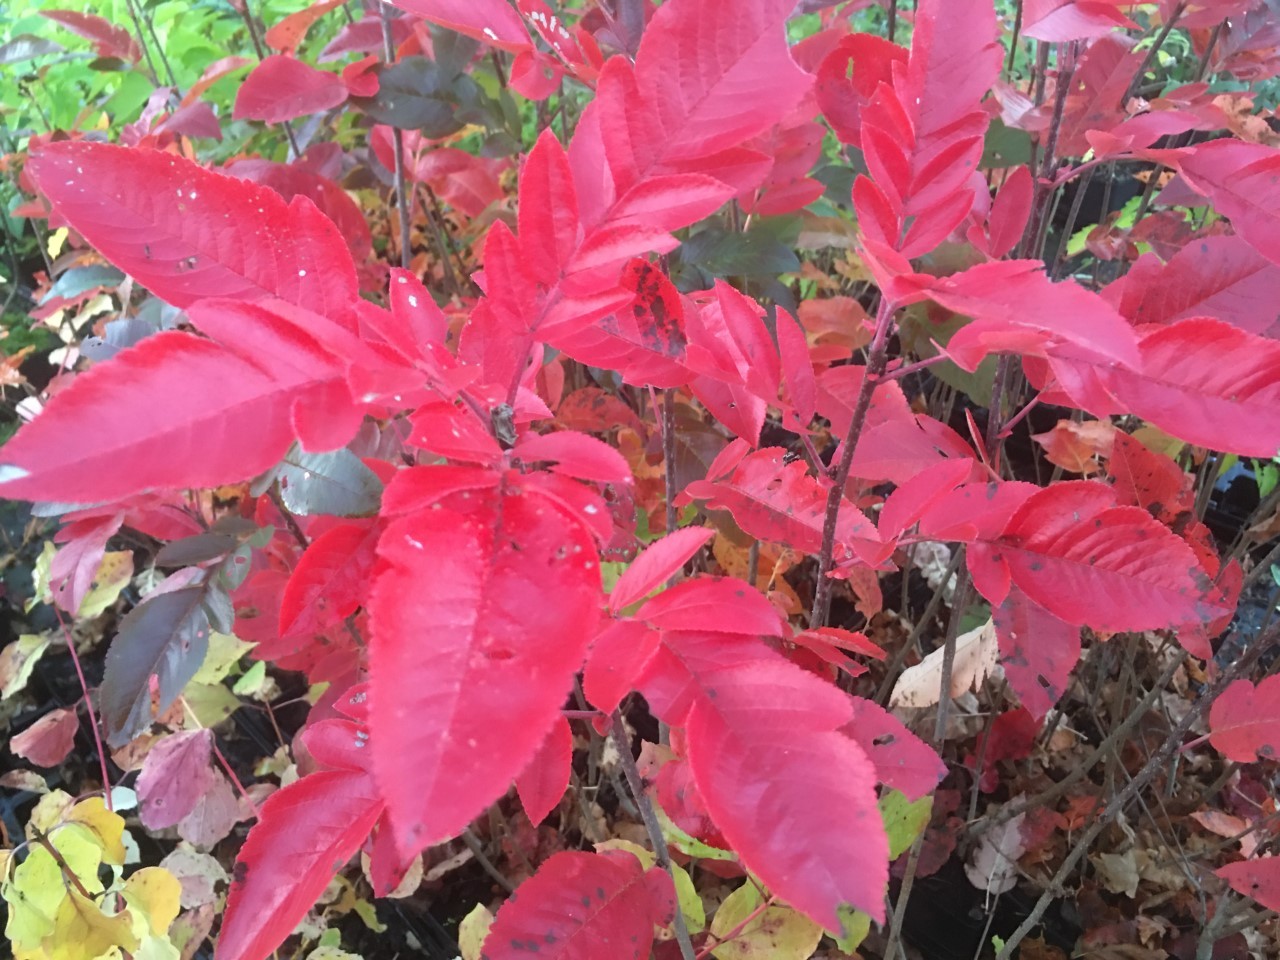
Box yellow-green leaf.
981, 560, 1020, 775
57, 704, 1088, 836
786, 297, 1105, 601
191, 633, 255, 685
880, 791, 932, 860
4, 845, 65, 949
709, 883, 823, 960
77, 551, 134, 618
834, 906, 872, 953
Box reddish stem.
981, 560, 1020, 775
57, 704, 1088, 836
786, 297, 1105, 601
52, 605, 113, 812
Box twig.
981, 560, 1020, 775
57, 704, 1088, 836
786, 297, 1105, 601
662, 388, 678, 534
883, 831, 925, 960
934, 565, 972, 743
460, 827, 517, 894
52, 606, 113, 811
973, 652, 1185, 836
992, 628, 1279, 960
811, 297, 896, 628
380, 3, 412, 271
875, 549, 964, 705
610, 712, 697, 960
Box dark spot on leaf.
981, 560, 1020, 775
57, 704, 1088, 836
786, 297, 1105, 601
872, 734, 895, 747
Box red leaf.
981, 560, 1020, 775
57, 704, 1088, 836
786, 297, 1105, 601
968, 481, 1225, 634
136, 729, 219, 829
1022, 0, 1137, 41
568, 0, 808, 229
609, 527, 714, 614
49, 513, 124, 614
840, 697, 946, 801
686, 661, 888, 928
1104, 235, 1280, 336
40, 9, 140, 62
1106, 431, 1193, 522
0, 332, 342, 503
26, 142, 357, 315
513, 430, 633, 486
776, 307, 817, 427
1209, 675, 1280, 762
389, 0, 532, 53
11, 707, 79, 768
233, 56, 349, 124
636, 577, 784, 637
226, 159, 373, 262
684, 448, 880, 562
1176, 134, 1280, 266
993, 586, 1081, 720
518, 130, 581, 287
895, 261, 1141, 371
1098, 318, 1280, 458
815, 33, 906, 147
516, 714, 572, 826
218, 770, 384, 960
583, 619, 661, 714
1218, 857, 1280, 912
483, 851, 675, 960
280, 522, 382, 638
368, 485, 600, 857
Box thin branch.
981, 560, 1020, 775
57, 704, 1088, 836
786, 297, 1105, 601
993, 628, 1280, 960
52, 606, 113, 811
933, 564, 972, 743
810, 297, 896, 628
610, 712, 697, 960
380, 3, 412, 271
460, 827, 517, 894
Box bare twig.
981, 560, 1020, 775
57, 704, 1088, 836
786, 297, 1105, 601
811, 297, 896, 628
610, 713, 697, 960
993, 628, 1280, 960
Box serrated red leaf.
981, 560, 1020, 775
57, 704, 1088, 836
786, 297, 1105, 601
368, 487, 600, 857
516, 714, 572, 826
40, 9, 141, 61
993, 586, 1081, 720
1022, 0, 1137, 41
280, 522, 382, 638
390, 0, 531, 52
1176, 139, 1280, 267
233, 55, 349, 124
583, 619, 662, 714
217, 770, 384, 960
513, 430, 633, 486
265, 0, 348, 54
519, 130, 581, 286
0, 332, 344, 503
968, 481, 1226, 634
1098, 318, 1280, 458
684, 448, 881, 562
1104, 235, 1280, 336
26, 142, 357, 315
686, 661, 888, 929
636, 577, 784, 637
1209, 675, 1280, 762
483, 851, 675, 960
840, 697, 946, 801
609, 527, 713, 614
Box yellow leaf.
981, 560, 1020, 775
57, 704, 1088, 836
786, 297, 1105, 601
77, 551, 134, 619
28, 791, 76, 838
593, 838, 655, 869
123, 868, 181, 936
47, 228, 68, 259
66, 798, 127, 866
4, 845, 65, 949
191, 633, 255, 685
181, 683, 241, 728
458, 903, 494, 960
49, 888, 139, 960
709, 883, 823, 960
0, 633, 53, 699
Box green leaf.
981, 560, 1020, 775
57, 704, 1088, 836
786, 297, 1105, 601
879, 790, 932, 860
